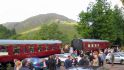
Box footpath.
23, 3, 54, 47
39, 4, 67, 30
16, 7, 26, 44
98, 64, 124, 70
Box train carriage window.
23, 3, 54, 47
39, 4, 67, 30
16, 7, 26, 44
88, 44, 90, 48
38, 45, 42, 52
95, 44, 97, 47
14, 47, 20, 54
0, 46, 7, 52
0, 46, 8, 56
91, 44, 94, 47
30, 46, 34, 53
97, 44, 99, 47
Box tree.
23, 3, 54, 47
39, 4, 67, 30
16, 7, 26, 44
77, 0, 124, 45
77, 11, 92, 38
0, 24, 15, 39
38, 22, 68, 43
77, 0, 113, 39
112, 6, 124, 45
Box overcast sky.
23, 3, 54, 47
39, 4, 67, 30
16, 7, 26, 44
0, 0, 123, 24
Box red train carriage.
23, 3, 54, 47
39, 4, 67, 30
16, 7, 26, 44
0, 40, 62, 65
71, 39, 110, 52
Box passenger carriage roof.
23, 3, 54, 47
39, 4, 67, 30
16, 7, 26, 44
81, 39, 109, 42
0, 40, 62, 44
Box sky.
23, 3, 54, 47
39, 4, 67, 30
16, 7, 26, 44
0, 0, 123, 24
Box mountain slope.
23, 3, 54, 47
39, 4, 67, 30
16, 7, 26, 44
14, 21, 80, 43
3, 13, 75, 33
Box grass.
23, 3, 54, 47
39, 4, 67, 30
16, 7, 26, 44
20, 26, 41, 34
20, 21, 77, 35
15, 21, 80, 41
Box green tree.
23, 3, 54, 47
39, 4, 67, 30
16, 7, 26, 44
112, 6, 124, 45
38, 22, 68, 43
88, 0, 115, 40
0, 24, 15, 39
77, 11, 91, 38
77, 0, 124, 45
77, 0, 113, 39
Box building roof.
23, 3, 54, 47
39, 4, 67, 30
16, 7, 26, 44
0, 40, 62, 44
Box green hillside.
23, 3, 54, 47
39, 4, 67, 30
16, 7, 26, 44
3, 13, 80, 43
12, 21, 80, 43
3, 13, 75, 33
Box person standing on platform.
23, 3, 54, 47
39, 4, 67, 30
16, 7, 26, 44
55, 56, 61, 67
111, 52, 115, 66
69, 47, 73, 54
47, 55, 56, 70
64, 56, 73, 69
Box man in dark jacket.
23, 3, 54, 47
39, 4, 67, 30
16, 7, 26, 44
64, 56, 72, 69
79, 56, 89, 69
55, 56, 61, 67
79, 57, 84, 66
47, 55, 56, 70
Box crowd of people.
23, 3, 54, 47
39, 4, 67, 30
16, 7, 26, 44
14, 47, 121, 70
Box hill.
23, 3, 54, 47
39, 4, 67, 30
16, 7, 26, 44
3, 13, 75, 33
13, 21, 80, 43
2, 13, 80, 43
